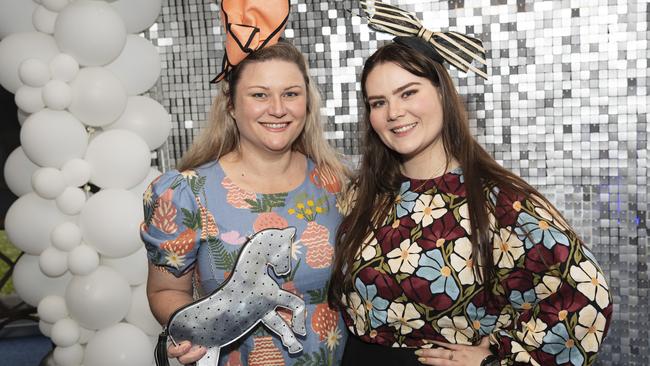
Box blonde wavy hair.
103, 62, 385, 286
178, 41, 348, 185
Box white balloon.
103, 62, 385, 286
13, 254, 72, 306
5, 193, 74, 255
125, 283, 162, 336
39, 320, 54, 337
15, 85, 45, 114
54, 0, 126, 66
42, 0, 70, 12
111, 0, 162, 34
69, 67, 127, 127
0, 0, 37, 39
79, 189, 143, 257
84, 323, 153, 366
105, 96, 170, 149
43, 79, 72, 110
39, 246, 69, 277
50, 53, 79, 82
129, 167, 161, 199
65, 266, 131, 330
85, 130, 150, 189
56, 186, 86, 215
17, 108, 29, 126
20, 109, 88, 168
67, 244, 99, 275
51, 317, 80, 347
78, 326, 95, 344
38, 295, 69, 323
101, 247, 147, 286
53, 344, 84, 366
106, 35, 161, 96
18, 58, 50, 87
61, 158, 91, 187
3, 146, 38, 196
32, 167, 66, 199
0, 32, 58, 93
33, 5, 58, 34
51, 221, 83, 251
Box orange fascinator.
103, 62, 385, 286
213, 0, 290, 82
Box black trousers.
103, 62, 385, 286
342, 335, 422, 366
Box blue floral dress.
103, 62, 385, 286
341, 168, 613, 366
141, 159, 345, 366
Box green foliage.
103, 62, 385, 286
181, 207, 202, 230
207, 237, 237, 271
246, 193, 288, 213
0, 231, 20, 295
294, 346, 328, 366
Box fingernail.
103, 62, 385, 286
414, 350, 422, 356
418, 357, 426, 363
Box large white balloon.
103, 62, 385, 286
105, 96, 170, 149
106, 35, 161, 96
20, 109, 88, 168
42, 79, 72, 110
51, 317, 80, 347
79, 189, 143, 257
3, 147, 38, 196
53, 344, 84, 366
33, 5, 58, 34
5, 193, 74, 254
13, 254, 72, 307
65, 266, 132, 330
110, 0, 162, 33
61, 158, 91, 187
69, 67, 127, 127
38, 295, 69, 323
85, 129, 150, 189
19, 58, 50, 87
50, 53, 79, 82
129, 167, 161, 199
56, 186, 87, 215
125, 283, 162, 336
0, 0, 37, 39
32, 167, 66, 199
84, 323, 153, 366
0, 32, 58, 93
14, 85, 45, 114
78, 326, 95, 344
42, 0, 71, 12
54, 0, 127, 66
39, 246, 69, 277
101, 247, 147, 286
67, 244, 99, 275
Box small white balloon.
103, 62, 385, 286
42, 79, 72, 110
111, 0, 162, 34
78, 326, 95, 344
13, 254, 72, 306
84, 323, 153, 366
125, 283, 162, 336
15, 85, 45, 114
3, 146, 38, 196
38, 295, 69, 323
0, 31, 59, 93
18, 58, 50, 87
50, 53, 79, 82
67, 244, 99, 276
69, 67, 127, 127
54, 0, 126, 66
56, 186, 86, 215
106, 35, 161, 96
32, 167, 66, 199
0, 0, 37, 38
20, 109, 88, 168
101, 247, 148, 286
39, 320, 54, 337
17, 108, 29, 126
42, 0, 70, 12
51, 318, 80, 347
53, 344, 84, 366
33, 5, 58, 34
65, 266, 132, 330
61, 158, 91, 187
80, 189, 143, 257
85, 129, 150, 189
105, 96, 171, 150
51, 221, 83, 251
39, 246, 69, 277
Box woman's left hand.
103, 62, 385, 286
415, 337, 492, 366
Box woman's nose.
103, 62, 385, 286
268, 95, 287, 117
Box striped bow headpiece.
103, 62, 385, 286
359, 0, 488, 79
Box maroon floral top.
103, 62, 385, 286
341, 168, 612, 366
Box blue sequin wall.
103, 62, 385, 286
146, 1, 649, 364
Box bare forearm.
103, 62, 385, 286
148, 289, 194, 326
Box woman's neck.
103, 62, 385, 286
400, 140, 458, 179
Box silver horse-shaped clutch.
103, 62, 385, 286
155, 227, 306, 366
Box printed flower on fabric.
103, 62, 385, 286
542, 323, 585, 366
387, 302, 424, 335
493, 227, 525, 269
411, 193, 447, 227
467, 302, 498, 336
534, 275, 561, 301
496, 311, 513, 329
450, 237, 476, 285
534, 205, 568, 231
416, 249, 460, 301
325, 327, 342, 351
417, 212, 466, 250
515, 212, 570, 250
510, 341, 542, 366
395, 181, 419, 218
437, 316, 474, 344
343, 293, 367, 335
376, 216, 416, 252
386, 239, 422, 274
355, 278, 389, 328
569, 260, 610, 309
356, 232, 378, 262
457, 202, 471, 234
509, 289, 538, 312
517, 318, 548, 348
538, 286, 590, 325
574, 305, 607, 353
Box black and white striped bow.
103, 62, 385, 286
360, 0, 488, 79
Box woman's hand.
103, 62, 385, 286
415, 337, 492, 366
168, 341, 207, 365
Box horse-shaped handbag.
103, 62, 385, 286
154, 227, 306, 366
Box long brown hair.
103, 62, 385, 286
329, 42, 559, 308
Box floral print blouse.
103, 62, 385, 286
141, 159, 345, 366
341, 168, 613, 366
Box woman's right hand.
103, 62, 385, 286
168, 341, 207, 365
